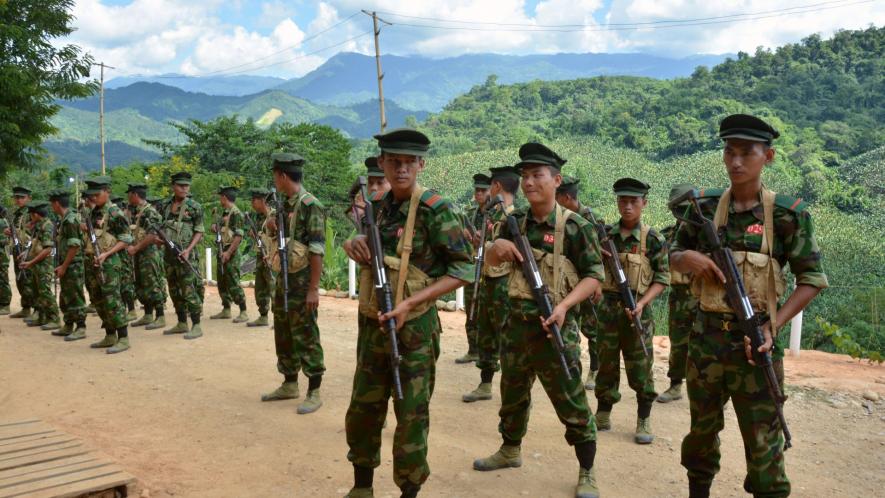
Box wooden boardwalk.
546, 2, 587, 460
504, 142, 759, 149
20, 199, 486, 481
0, 420, 135, 498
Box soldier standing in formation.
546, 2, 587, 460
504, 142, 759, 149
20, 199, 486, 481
555, 176, 603, 391
48, 189, 86, 340
0, 205, 10, 315
462, 165, 520, 403
8, 186, 35, 319
260, 153, 327, 415
246, 188, 274, 328
159, 172, 205, 340
112, 195, 139, 323
79, 192, 97, 315
127, 183, 168, 330
456, 173, 491, 364
20, 200, 60, 330
210, 186, 249, 323
672, 114, 828, 498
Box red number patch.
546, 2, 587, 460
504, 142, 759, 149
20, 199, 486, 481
543, 232, 555, 244
746, 224, 764, 235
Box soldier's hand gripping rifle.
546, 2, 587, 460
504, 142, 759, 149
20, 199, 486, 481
147, 223, 203, 280
358, 176, 404, 400
213, 208, 224, 279
245, 213, 273, 283
272, 188, 288, 313
586, 211, 650, 357
669, 189, 792, 450
467, 195, 504, 325
84, 214, 106, 285
504, 214, 575, 380
8, 212, 26, 282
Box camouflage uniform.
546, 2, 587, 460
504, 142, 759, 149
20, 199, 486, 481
272, 190, 326, 380
345, 188, 474, 491
56, 209, 85, 326
474, 205, 512, 374
88, 202, 133, 331
0, 216, 10, 310
79, 204, 96, 311
495, 206, 603, 447
661, 225, 697, 386
595, 221, 669, 412
159, 196, 205, 321
216, 204, 246, 310
117, 203, 137, 311
12, 206, 35, 310
674, 189, 828, 497
130, 201, 168, 312
574, 204, 604, 374
252, 210, 275, 317
461, 202, 485, 356
28, 215, 60, 323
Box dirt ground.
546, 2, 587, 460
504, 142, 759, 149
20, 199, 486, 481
2, 287, 884, 498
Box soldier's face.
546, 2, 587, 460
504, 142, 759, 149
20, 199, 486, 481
617, 195, 647, 224
89, 189, 110, 207
219, 194, 232, 208
724, 139, 774, 188
128, 192, 141, 205
50, 200, 63, 216
473, 187, 489, 205
555, 192, 579, 211
520, 165, 560, 206
379, 153, 424, 199
251, 197, 266, 212
173, 183, 189, 199
29, 212, 39, 223
13, 195, 29, 207
367, 175, 390, 195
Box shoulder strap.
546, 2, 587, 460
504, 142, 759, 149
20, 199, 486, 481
761, 187, 779, 332
712, 188, 732, 230
639, 223, 651, 255
288, 191, 309, 239
553, 205, 573, 300
395, 185, 427, 306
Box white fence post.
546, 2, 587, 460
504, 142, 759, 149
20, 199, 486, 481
348, 258, 357, 298
789, 310, 803, 356
456, 287, 464, 311
205, 247, 212, 284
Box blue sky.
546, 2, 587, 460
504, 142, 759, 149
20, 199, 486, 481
64, 0, 884, 79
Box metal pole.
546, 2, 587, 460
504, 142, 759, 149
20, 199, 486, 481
348, 258, 357, 298
363, 10, 388, 132
96, 62, 115, 175
456, 287, 464, 311
789, 310, 803, 356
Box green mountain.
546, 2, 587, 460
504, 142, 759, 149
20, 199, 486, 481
106, 73, 286, 96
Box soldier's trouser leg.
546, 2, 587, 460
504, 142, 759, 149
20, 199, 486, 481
580, 306, 599, 372
216, 254, 230, 307
136, 249, 167, 312
14, 263, 34, 309
463, 285, 478, 354
33, 261, 59, 319
595, 296, 656, 410
225, 252, 245, 308
96, 256, 127, 329
60, 263, 86, 325
166, 251, 202, 318
120, 255, 135, 306
680, 312, 789, 497
475, 283, 503, 374
346, 310, 440, 490
254, 262, 273, 316
498, 311, 595, 445
667, 285, 695, 384
272, 269, 324, 378
0, 252, 11, 307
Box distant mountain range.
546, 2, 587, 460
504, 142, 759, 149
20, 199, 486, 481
105, 74, 286, 97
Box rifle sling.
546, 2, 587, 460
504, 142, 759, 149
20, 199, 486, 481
394, 185, 427, 306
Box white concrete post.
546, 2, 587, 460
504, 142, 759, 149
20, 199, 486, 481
456, 287, 464, 311
205, 248, 212, 284
348, 258, 357, 298
789, 310, 803, 356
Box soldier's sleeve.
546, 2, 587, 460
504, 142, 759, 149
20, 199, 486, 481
191, 202, 205, 234
231, 209, 245, 238
63, 216, 82, 247
109, 208, 133, 244
671, 218, 699, 253
39, 222, 55, 247
783, 210, 829, 289
567, 218, 605, 281
305, 201, 326, 255
145, 206, 163, 227
648, 229, 670, 286
429, 202, 474, 283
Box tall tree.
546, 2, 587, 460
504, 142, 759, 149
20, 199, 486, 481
0, 0, 96, 173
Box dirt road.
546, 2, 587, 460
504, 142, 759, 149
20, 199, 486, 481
1, 288, 883, 497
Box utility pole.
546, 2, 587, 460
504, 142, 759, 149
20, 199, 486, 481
95, 62, 115, 175
362, 10, 391, 133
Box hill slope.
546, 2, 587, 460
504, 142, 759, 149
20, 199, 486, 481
105, 74, 286, 96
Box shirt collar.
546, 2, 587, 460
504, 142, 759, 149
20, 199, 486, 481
611, 219, 642, 241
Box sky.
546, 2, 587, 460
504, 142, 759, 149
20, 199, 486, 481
63, 0, 885, 79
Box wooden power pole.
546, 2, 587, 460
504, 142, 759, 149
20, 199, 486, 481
96, 62, 115, 175
362, 10, 391, 133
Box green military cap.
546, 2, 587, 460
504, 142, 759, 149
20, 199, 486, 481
126, 183, 148, 193
27, 200, 49, 213
84, 176, 112, 195
719, 114, 780, 144
249, 187, 270, 198
47, 189, 70, 201
170, 171, 192, 185
271, 152, 305, 172
373, 127, 430, 156
613, 177, 650, 197
668, 183, 695, 206
489, 165, 520, 181
473, 173, 492, 189
217, 185, 238, 195
12, 186, 31, 197
515, 142, 567, 171
557, 176, 580, 194
364, 156, 385, 177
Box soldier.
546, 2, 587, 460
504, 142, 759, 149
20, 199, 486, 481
245, 188, 275, 327
365, 156, 390, 195
555, 176, 604, 391
342, 128, 474, 498
456, 173, 491, 364
0, 206, 10, 315
158, 172, 205, 340
80, 192, 98, 315
462, 165, 520, 403
48, 189, 86, 339
672, 115, 828, 498
657, 184, 699, 404
19, 200, 61, 329
260, 153, 327, 415
210, 186, 249, 323
82, 177, 133, 354
593, 178, 669, 444
126, 183, 169, 330
472, 143, 604, 498
112, 195, 138, 322
8, 186, 35, 319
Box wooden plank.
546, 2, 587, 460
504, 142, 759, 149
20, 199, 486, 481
0, 464, 131, 498
0, 454, 98, 483
0, 444, 87, 472
0, 421, 40, 429
0, 422, 56, 442
0, 461, 113, 490
0, 431, 65, 448
27, 471, 135, 498
0, 435, 80, 457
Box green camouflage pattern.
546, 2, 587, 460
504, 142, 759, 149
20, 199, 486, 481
56, 209, 85, 324
603, 221, 671, 287
680, 311, 790, 496
0, 216, 10, 306
666, 283, 696, 383
272, 190, 326, 377
475, 205, 512, 372
462, 202, 486, 352
574, 204, 605, 371
29, 217, 59, 320
217, 204, 246, 308
159, 196, 205, 316
346, 188, 473, 491
12, 206, 34, 308
116, 203, 136, 306
90, 203, 133, 329
252, 210, 275, 315
131, 202, 167, 309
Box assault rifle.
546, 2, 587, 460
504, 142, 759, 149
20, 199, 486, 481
504, 214, 575, 380
358, 176, 404, 399
84, 213, 106, 285
272, 188, 288, 313
147, 223, 203, 280
8, 212, 27, 282
669, 188, 792, 450
245, 212, 273, 283
467, 195, 504, 325
586, 211, 651, 357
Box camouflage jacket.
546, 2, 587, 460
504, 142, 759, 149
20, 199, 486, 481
28, 217, 54, 259
606, 219, 671, 288
219, 204, 245, 247
159, 196, 204, 247
92, 202, 134, 246
13, 206, 29, 242
130, 201, 163, 244
284, 189, 326, 256
56, 209, 83, 263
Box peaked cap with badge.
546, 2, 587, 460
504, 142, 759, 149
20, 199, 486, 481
472, 173, 492, 189
373, 128, 430, 156
515, 142, 567, 171
364, 156, 385, 177
719, 114, 780, 144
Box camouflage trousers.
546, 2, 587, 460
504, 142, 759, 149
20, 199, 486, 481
14, 255, 34, 308
594, 292, 658, 409
120, 252, 136, 306
346, 308, 441, 490
667, 284, 697, 383
680, 310, 789, 497
85, 254, 127, 329
0, 250, 10, 306
499, 301, 596, 445
272, 267, 324, 378
475, 276, 509, 372
577, 301, 600, 372
59, 258, 86, 324
217, 247, 245, 308
31, 259, 59, 320
164, 249, 203, 316
254, 257, 274, 316
134, 246, 167, 309
463, 283, 478, 354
